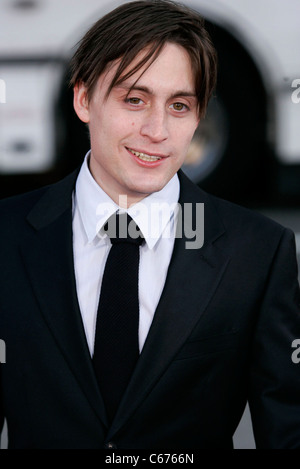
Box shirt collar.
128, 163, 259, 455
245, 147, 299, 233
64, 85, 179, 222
75, 151, 180, 249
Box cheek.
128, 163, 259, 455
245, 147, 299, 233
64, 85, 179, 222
186, 122, 199, 145
174, 124, 197, 148
110, 112, 137, 132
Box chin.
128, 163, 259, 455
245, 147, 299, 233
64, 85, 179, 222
134, 174, 172, 195
136, 183, 165, 197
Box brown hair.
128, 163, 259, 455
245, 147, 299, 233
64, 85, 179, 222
69, 0, 217, 117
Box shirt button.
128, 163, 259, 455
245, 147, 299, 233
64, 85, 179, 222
104, 441, 117, 449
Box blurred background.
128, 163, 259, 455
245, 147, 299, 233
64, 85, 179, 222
1, 0, 300, 449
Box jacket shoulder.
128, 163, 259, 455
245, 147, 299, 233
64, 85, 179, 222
0, 169, 78, 229
209, 193, 287, 237
179, 170, 287, 238
0, 186, 49, 221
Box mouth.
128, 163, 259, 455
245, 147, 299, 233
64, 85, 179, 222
127, 147, 166, 163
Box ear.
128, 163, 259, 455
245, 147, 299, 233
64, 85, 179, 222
73, 82, 90, 123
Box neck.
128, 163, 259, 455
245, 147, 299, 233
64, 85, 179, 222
88, 159, 147, 208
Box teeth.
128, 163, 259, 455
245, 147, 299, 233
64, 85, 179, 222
130, 149, 161, 162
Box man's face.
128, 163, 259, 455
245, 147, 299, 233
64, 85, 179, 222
74, 42, 200, 206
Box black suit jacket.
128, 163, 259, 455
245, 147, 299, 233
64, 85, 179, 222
0, 169, 300, 449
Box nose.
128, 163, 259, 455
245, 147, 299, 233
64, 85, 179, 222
140, 105, 169, 142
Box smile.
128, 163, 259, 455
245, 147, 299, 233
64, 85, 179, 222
128, 148, 162, 162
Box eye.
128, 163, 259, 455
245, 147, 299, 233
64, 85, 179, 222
170, 102, 189, 112
126, 97, 143, 105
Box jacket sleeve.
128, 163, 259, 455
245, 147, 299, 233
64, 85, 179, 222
249, 227, 300, 448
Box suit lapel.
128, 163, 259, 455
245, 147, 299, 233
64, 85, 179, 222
20, 170, 108, 428
107, 171, 230, 438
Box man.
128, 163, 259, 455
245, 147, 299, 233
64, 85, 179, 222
0, 0, 300, 449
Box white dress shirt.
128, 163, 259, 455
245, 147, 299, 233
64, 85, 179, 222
72, 152, 180, 355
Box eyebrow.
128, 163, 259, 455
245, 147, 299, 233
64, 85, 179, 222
116, 83, 197, 100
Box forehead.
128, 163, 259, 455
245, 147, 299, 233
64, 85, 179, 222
99, 42, 196, 96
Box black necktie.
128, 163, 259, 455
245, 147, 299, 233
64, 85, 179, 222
93, 212, 144, 423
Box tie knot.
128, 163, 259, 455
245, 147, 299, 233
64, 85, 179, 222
104, 213, 144, 246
